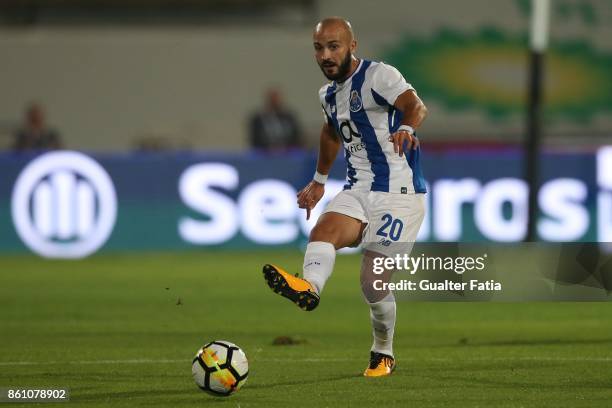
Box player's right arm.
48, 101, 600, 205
297, 122, 341, 220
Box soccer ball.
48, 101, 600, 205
192, 340, 249, 396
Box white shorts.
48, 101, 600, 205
322, 189, 426, 257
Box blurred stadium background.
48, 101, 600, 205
1, 1, 612, 406
1, 0, 611, 151
0, 0, 611, 255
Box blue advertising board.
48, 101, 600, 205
1, 147, 610, 258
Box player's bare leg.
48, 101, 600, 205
263, 212, 363, 311
361, 250, 397, 377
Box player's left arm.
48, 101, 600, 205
390, 90, 428, 157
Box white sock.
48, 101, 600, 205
368, 292, 396, 357
302, 241, 336, 294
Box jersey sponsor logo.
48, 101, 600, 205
11, 151, 117, 258
349, 90, 363, 112
348, 143, 366, 154
339, 120, 362, 144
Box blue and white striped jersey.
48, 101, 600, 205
319, 59, 426, 194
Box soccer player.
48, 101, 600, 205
262, 17, 427, 377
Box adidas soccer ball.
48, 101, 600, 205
192, 340, 249, 396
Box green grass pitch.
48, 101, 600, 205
1, 250, 612, 407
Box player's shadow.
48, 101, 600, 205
247, 373, 360, 389
76, 375, 360, 402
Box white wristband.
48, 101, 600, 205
398, 125, 415, 135
313, 171, 328, 185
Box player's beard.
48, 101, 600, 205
320, 51, 353, 82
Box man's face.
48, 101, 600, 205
313, 27, 355, 81
27, 105, 45, 128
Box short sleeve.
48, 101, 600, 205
318, 85, 332, 124
371, 63, 414, 106
321, 105, 332, 125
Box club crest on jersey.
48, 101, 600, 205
349, 90, 363, 112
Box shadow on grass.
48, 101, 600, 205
247, 373, 361, 389
70, 374, 361, 403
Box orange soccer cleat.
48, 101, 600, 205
363, 351, 395, 377
262, 264, 320, 311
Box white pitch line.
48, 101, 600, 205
0, 356, 611, 367
0, 358, 349, 366
0, 359, 186, 366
